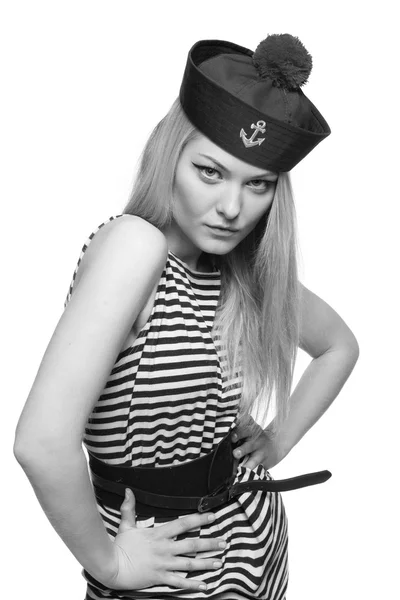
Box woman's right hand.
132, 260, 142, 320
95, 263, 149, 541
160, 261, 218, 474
103, 488, 225, 593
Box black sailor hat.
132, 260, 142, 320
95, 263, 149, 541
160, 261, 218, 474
179, 34, 331, 172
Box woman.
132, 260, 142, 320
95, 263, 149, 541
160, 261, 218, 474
14, 34, 359, 599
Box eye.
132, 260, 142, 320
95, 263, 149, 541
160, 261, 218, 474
192, 163, 222, 180
248, 179, 273, 192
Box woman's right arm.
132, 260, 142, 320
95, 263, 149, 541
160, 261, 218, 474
13, 216, 223, 592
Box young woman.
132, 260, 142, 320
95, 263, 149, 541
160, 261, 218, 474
14, 35, 359, 599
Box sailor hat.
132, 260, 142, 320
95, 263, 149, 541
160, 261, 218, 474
179, 34, 331, 172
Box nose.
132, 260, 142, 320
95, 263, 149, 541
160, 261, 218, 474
216, 186, 242, 221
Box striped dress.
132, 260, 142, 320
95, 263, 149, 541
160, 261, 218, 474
64, 215, 289, 600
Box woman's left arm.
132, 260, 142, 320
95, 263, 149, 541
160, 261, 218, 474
233, 284, 360, 470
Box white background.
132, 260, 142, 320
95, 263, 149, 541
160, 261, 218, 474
2, 1, 398, 598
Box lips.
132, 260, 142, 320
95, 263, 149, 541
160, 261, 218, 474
209, 225, 238, 232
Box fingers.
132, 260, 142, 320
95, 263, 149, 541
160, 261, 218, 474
232, 425, 249, 442
242, 450, 264, 470
172, 537, 226, 556
162, 552, 223, 591
232, 418, 261, 443
118, 488, 136, 531
233, 439, 255, 460
160, 512, 216, 539
162, 572, 208, 592
166, 556, 222, 572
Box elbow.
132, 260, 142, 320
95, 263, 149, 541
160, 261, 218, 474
14, 416, 41, 466
13, 422, 32, 466
317, 328, 360, 366
342, 330, 360, 365
14, 428, 82, 469
327, 331, 360, 372
13, 432, 48, 468
13, 436, 28, 466
13, 440, 44, 471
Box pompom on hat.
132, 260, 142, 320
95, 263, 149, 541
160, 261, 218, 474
179, 34, 331, 172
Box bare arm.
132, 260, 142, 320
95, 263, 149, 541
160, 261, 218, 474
274, 284, 359, 455
233, 284, 360, 468
15, 217, 163, 581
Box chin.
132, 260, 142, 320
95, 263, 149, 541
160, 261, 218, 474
195, 230, 239, 256
204, 242, 237, 256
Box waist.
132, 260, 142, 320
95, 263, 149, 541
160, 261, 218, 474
88, 430, 332, 517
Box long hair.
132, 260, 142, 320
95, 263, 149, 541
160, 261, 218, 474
123, 98, 301, 436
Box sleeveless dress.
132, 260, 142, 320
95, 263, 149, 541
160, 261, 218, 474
64, 215, 289, 600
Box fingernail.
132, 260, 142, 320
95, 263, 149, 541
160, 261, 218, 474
219, 541, 226, 548
213, 561, 222, 568
208, 514, 216, 522
234, 449, 241, 457
199, 583, 207, 590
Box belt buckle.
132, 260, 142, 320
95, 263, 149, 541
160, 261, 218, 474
197, 487, 232, 513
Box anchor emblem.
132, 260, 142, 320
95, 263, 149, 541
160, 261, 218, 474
240, 120, 266, 148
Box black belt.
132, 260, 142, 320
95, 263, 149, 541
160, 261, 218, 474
89, 430, 331, 517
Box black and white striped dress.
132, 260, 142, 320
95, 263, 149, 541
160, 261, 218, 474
64, 215, 289, 600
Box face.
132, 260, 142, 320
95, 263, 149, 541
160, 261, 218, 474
164, 134, 278, 269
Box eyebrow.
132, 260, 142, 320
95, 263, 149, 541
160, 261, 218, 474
197, 153, 278, 179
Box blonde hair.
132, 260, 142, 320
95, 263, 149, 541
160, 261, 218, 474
123, 98, 300, 436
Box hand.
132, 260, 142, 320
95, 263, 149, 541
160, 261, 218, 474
232, 417, 287, 471
104, 489, 225, 592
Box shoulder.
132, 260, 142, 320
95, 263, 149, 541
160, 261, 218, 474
84, 214, 167, 262
73, 215, 168, 293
